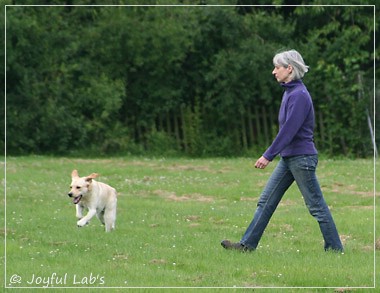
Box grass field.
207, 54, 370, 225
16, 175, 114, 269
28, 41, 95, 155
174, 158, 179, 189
2, 156, 378, 292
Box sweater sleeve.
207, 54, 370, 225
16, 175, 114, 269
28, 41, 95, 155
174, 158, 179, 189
263, 92, 311, 161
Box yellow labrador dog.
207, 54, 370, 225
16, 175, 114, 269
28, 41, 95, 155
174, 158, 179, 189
68, 170, 117, 232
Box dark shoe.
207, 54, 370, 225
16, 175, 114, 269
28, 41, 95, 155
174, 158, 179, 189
221, 239, 253, 252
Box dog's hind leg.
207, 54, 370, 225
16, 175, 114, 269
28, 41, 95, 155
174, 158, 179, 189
104, 204, 116, 232
104, 211, 116, 232
97, 209, 105, 225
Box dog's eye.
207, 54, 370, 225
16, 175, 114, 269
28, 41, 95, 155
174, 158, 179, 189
76, 186, 81, 190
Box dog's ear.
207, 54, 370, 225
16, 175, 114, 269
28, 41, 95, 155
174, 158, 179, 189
85, 173, 99, 182
71, 170, 79, 178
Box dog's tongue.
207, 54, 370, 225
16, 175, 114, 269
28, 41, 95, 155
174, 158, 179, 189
73, 195, 82, 204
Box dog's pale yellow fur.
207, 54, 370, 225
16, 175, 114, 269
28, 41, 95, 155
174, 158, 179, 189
68, 170, 117, 232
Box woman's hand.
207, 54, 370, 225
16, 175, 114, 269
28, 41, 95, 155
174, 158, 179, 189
255, 156, 270, 169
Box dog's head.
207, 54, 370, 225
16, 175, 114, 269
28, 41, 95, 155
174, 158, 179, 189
68, 170, 98, 204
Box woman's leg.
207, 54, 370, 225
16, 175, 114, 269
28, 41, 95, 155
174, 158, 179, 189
240, 158, 295, 249
288, 155, 343, 251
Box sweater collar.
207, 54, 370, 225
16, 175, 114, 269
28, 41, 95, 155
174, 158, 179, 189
280, 79, 303, 90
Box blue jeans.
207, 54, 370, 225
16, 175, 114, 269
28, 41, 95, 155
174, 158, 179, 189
240, 155, 343, 251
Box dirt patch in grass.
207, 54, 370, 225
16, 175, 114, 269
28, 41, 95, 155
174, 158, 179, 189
149, 259, 167, 265
153, 190, 214, 202
240, 196, 259, 202
344, 205, 373, 210
166, 164, 232, 174
376, 238, 380, 250
334, 288, 353, 292
49, 241, 69, 246
326, 183, 379, 197
167, 164, 211, 172
113, 253, 129, 260
340, 234, 351, 246
70, 158, 115, 164
279, 199, 298, 206
280, 224, 294, 232
185, 215, 200, 221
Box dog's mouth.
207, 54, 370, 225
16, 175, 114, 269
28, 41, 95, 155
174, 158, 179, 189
73, 195, 82, 204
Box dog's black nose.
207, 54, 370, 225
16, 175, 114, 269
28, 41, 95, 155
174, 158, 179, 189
68, 192, 73, 197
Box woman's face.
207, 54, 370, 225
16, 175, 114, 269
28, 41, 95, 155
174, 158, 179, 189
272, 64, 293, 83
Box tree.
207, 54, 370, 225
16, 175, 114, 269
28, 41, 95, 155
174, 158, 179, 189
4, 3, 377, 157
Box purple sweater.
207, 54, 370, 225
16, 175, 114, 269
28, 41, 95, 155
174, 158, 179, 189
263, 80, 317, 161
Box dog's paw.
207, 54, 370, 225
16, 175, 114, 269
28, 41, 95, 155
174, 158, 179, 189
77, 219, 88, 227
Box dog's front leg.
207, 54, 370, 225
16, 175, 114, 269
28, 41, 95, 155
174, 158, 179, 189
76, 204, 84, 219
77, 208, 96, 227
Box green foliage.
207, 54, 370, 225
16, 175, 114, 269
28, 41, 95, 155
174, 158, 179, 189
182, 101, 203, 156
4, 4, 377, 157
294, 5, 375, 157
145, 130, 179, 156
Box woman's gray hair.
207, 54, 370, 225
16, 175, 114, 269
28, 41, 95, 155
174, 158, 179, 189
273, 49, 309, 80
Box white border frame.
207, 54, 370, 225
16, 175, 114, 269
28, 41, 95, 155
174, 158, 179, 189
3, 3, 376, 290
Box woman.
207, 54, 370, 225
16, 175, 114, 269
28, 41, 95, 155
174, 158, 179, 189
221, 49, 343, 252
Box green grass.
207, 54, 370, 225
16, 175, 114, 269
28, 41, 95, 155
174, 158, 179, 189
2, 156, 378, 292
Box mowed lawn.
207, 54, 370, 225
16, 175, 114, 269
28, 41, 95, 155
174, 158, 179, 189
3, 156, 378, 291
